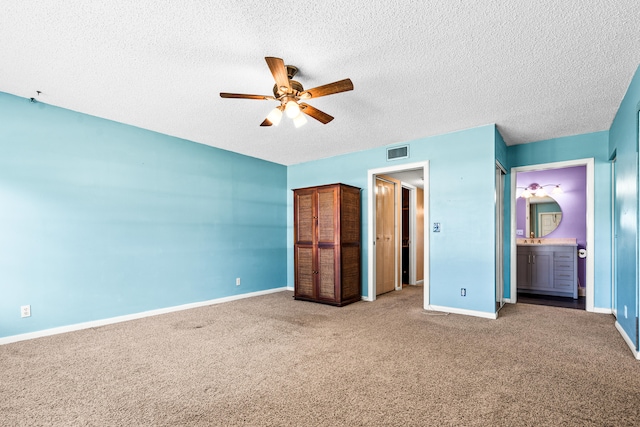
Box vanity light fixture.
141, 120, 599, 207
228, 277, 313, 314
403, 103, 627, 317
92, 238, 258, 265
518, 183, 563, 199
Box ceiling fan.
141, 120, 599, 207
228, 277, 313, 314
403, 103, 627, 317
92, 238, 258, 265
220, 57, 353, 127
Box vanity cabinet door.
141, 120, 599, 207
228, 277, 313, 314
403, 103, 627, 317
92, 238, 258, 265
530, 250, 553, 290
516, 250, 531, 289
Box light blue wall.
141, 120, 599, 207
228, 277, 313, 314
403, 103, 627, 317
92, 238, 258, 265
0, 92, 288, 338
288, 125, 499, 315
3, 75, 631, 341
609, 64, 640, 349
508, 131, 612, 310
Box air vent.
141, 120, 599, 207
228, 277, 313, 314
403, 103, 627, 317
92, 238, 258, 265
387, 145, 409, 161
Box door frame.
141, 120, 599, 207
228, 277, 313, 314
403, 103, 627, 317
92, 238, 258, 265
496, 161, 506, 312
509, 158, 595, 311
611, 153, 617, 318
366, 161, 430, 307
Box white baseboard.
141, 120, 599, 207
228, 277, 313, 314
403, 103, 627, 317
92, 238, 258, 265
615, 321, 640, 360
425, 304, 498, 320
0, 287, 290, 346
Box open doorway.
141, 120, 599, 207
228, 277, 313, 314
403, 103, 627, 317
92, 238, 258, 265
366, 161, 430, 308
510, 158, 595, 312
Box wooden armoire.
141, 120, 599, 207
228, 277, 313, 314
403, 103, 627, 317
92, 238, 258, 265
293, 183, 361, 306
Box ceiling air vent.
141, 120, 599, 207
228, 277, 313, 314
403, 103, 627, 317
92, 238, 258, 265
387, 145, 409, 161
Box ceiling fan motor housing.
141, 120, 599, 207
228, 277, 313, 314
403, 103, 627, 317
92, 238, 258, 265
273, 79, 304, 98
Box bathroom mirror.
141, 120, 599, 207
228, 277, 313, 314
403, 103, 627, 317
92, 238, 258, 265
527, 196, 562, 237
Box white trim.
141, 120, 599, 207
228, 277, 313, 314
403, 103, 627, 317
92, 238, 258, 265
0, 287, 290, 346
615, 321, 640, 359
367, 161, 430, 305
426, 305, 498, 320
510, 158, 596, 312
592, 307, 613, 315
610, 155, 617, 318
286, 286, 295, 291
495, 162, 506, 311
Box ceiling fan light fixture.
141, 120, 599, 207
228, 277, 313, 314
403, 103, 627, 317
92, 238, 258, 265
285, 100, 300, 118
266, 106, 283, 126
293, 112, 308, 128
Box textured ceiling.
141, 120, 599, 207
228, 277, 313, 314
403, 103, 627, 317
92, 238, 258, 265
2, 1, 640, 166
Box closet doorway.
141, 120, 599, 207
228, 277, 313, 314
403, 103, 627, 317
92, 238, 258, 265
367, 161, 430, 307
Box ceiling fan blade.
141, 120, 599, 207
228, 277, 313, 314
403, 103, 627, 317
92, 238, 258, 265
299, 103, 334, 124
302, 79, 353, 99
260, 118, 273, 126
265, 57, 291, 92
220, 93, 274, 100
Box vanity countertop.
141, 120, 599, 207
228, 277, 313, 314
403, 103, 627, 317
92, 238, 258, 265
517, 238, 577, 246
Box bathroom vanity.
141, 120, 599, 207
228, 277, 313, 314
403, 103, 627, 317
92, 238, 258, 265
516, 239, 578, 299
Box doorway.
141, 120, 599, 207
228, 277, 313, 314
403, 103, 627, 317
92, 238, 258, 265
402, 187, 411, 286
367, 161, 430, 307
510, 158, 595, 312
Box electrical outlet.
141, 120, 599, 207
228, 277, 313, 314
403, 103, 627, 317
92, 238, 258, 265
461, 288, 466, 297
433, 222, 441, 232
236, 277, 241, 286
21, 305, 31, 318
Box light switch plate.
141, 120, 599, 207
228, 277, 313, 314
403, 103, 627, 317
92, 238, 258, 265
433, 222, 441, 232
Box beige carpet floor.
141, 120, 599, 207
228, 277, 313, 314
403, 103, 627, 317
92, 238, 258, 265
1, 285, 639, 426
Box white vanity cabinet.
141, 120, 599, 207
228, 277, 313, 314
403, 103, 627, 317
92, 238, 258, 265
517, 244, 578, 299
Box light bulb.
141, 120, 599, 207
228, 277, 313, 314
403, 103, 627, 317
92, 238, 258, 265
266, 107, 283, 126
551, 185, 563, 195
534, 187, 547, 197
293, 112, 307, 128
521, 189, 531, 198
285, 100, 300, 118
